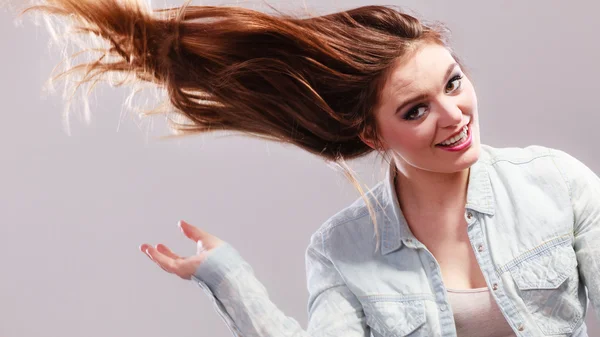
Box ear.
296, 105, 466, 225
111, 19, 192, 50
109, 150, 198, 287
358, 125, 381, 151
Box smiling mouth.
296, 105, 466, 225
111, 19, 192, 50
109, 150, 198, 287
436, 123, 470, 147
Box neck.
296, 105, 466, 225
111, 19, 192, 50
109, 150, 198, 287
394, 165, 470, 214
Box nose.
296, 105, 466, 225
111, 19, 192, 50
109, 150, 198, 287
434, 97, 464, 128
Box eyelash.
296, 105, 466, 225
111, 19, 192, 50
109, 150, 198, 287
402, 74, 464, 121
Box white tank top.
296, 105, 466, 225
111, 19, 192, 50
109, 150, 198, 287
446, 287, 517, 337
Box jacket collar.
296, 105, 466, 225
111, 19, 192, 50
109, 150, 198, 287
379, 148, 495, 255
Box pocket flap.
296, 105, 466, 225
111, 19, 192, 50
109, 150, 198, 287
362, 299, 426, 337
510, 240, 577, 290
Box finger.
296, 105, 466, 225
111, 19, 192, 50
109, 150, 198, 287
140, 244, 167, 273
140, 244, 172, 273
139, 244, 154, 260
178, 220, 208, 242
156, 244, 182, 260
139, 244, 149, 252
146, 246, 178, 273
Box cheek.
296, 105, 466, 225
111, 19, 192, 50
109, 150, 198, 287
386, 126, 433, 152
462, 81, 478, 109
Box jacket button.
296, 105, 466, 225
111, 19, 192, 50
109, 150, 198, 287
517, 324, 525, 331
466, 212, 473, 219
492, 283, 498, 290
477, 244, 484, 252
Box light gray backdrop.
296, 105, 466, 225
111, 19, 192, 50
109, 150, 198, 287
1, 0, 598, 336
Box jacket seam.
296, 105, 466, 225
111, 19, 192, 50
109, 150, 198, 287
320, 202, 384, 235
548, 149, 574, 203
496, 233, 573, 275
488, 152, 554, 166
548, 149, 578, 238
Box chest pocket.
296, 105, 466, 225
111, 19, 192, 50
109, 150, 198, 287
509, 238, 584, 335
361, 299, 427, 337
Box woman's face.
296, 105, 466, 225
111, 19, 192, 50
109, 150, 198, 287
372, 43, 481, 175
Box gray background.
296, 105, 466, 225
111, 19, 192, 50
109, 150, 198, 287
1, 0, 599, 336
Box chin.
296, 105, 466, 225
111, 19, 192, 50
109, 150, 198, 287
446, 142, 481, 172
426, 142, 482, 174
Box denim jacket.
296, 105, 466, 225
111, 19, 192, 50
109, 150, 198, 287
191, 144, 600, 337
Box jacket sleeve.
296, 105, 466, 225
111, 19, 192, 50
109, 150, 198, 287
190, 229, 369, 337
551, 148, 600, 320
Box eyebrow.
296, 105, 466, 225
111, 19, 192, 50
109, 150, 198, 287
394, 62, 459, 115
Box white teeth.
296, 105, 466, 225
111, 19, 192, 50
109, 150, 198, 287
439, 125, 468, 146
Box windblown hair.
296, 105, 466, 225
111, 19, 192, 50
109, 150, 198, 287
21, 0, 467, 252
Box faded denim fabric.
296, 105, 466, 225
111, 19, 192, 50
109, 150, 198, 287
191, 144, 600, 337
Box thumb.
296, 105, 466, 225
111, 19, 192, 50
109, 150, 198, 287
178, 220, 226, 253
178, 220, 206, 242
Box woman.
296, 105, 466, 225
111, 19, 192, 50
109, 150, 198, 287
21, 1, 600, 336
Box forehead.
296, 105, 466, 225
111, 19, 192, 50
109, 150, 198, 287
385, 44, 456, 95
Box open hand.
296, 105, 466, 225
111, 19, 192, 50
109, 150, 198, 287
139, 220, 225, 280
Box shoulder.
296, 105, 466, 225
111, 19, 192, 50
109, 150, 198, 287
480, 143, 556, 164
479, 143, 600, 201
307, 180, 386, 247
479, 143, 580, 177
480, 143, 592, 175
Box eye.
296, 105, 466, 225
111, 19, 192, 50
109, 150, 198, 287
403, 104, 428, 121
402, 73, 464, 121
446, 74, 463, 93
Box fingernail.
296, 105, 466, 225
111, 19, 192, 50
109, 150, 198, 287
177, 220, 183, 228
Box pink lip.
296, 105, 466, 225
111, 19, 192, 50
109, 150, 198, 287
437, 124, 469, 145
436, 124, 472, 152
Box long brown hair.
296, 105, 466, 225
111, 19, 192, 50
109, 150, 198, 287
20, 0, 467, 252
